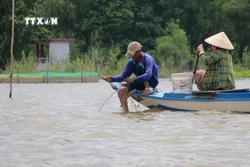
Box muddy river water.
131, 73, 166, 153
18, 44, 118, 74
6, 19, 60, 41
0, 79, 250, 166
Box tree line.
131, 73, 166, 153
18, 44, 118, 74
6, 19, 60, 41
1, 0, 250, 74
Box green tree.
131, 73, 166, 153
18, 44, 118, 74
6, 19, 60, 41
80, 0, 134, 50
131, 0, 165, 50
39, 0, 76, 38
0, 0, 51, 70
220, 0, 250, 62
155, 21, 190, 71
159, 0, 213, 50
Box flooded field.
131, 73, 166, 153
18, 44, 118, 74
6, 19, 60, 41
0, 79, 250, 167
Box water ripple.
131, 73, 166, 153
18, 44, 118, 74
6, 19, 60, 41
1, 80, 250, 166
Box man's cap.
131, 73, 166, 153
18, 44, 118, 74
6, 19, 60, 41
205, 32, 234, 50
125, 41, 143, 57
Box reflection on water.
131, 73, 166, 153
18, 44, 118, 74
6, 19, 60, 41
0, 79, 250, 167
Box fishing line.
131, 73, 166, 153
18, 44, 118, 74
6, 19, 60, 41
98, 90, 116, 111
98, 77, 118, 111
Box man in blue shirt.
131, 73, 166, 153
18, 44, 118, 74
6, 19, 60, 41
103, 41, 159, 113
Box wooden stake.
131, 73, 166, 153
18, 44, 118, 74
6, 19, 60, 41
9, 0, 15, 98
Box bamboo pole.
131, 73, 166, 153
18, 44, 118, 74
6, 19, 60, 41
9, 0, 15, 98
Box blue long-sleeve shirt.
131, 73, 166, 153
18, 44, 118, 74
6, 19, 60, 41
110, 53, 159, 88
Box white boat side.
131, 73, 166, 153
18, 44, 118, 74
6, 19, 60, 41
139, 97, 250, 112
134, 92, 250, 112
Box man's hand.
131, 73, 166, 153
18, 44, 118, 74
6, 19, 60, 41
102, 76, 111, 82
124, 77, 134, 84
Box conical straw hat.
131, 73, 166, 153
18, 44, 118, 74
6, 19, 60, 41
205, 32, 234, 50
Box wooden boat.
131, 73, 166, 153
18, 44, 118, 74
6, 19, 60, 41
111, 82, 250, 113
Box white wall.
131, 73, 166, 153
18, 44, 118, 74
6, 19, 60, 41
49, 42, 70, 61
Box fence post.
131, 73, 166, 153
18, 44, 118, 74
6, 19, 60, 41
81, 60, 83, 83
46, 56, 49, 83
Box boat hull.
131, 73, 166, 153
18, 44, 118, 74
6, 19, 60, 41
134, 91, 250, 112
139, 96, 250, 112
111, 82, 250, 112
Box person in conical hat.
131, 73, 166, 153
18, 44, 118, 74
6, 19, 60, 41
204, 32, 234, 50
102, 41, 159, 113
195, 32, 235, 91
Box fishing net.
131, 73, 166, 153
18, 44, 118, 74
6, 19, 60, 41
0, 72, 98, 83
